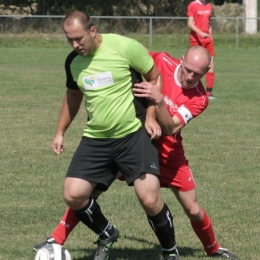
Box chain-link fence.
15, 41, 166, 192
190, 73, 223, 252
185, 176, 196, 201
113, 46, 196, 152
0, 15, 259, 47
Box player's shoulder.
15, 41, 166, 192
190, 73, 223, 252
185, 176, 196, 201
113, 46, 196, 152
103, 33, 126, 40
188, 1, 198, 7
189, 81, 207, 98
102, 34, 147, 57
185, 88, 208, 113
66, 50, 78, 60
194, 82, 208, 106
65, 50, 78, 67
150, 52, 179, 66
102, 33, 138, 46
205, 2, 213, 9
196, 81, 207, 94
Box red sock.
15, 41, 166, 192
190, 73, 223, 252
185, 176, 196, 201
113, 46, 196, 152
51, 207, 80, 245
206, 72, 215, 95
190, 209, 220, 255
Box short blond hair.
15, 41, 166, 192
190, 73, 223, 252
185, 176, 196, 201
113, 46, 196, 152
63, 11, 95, 31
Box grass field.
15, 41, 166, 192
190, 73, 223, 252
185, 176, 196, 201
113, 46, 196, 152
0, 35, 259, 260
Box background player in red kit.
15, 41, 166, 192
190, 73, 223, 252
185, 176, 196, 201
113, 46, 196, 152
34, 47, 237, 259
187, 0, 217, 100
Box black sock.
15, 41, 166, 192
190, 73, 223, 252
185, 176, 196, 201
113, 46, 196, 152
74, 197, 115, 238
147, 203, 177, 253
206, 87, 213, 94
99, 222, 115, 240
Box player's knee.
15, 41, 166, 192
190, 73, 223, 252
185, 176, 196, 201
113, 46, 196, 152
63, 194, 90, 210
63, 186, 90, 210
141, 195, 157, 208
63, 190, 78, 207
63, 177, 93, 208
134, 174, 162, 214
184, 203, 202, 220
138, 192, 163, 215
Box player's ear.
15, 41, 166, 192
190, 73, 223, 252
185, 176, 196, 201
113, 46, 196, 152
180, 55, 185, 64
90, 26, 97, 37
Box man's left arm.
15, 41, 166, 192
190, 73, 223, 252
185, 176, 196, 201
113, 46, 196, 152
209, 26, 213, 39
133, 76, 183, 136
142, 65, 162, 139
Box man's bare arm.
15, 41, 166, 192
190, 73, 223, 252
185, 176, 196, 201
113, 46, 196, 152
52, 88, 83, 154
133, 77, 183, 136
142, 65, 162, 139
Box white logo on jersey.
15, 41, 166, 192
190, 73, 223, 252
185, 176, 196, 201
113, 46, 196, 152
83, 71, 114, 90
162, 57, 173, 66
164, 95, 178, 113
197, 10, 211, 15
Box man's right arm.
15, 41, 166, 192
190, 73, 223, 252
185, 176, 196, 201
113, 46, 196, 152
133, 77, 183, 136
155, 97, 183, 136
52, 88, 83, 154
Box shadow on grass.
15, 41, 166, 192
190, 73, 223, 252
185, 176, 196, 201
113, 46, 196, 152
70, 235, 204, 260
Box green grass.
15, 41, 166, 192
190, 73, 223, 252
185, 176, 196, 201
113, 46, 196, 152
0, 38, 259, 260
1, 32, 260, 49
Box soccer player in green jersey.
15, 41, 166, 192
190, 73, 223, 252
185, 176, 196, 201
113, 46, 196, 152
48, 11, 180, 260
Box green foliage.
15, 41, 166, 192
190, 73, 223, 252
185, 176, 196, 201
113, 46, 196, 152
1, 0, 246, 16
35, 0, 116, 15
2, 0, 37, 14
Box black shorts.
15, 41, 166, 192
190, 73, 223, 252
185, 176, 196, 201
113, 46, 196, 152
66, 126, 160, 191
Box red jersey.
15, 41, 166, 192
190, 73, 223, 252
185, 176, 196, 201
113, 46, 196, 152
149, 52, 208, 167
187, 0, 212, 42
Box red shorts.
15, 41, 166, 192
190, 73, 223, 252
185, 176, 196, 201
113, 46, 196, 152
190, 40, 215, 57
159, 162, 195, 192
117, 162, 196, 192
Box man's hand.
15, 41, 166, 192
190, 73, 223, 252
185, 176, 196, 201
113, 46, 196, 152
145, 117, 161, 140
200, 32, 210, 38
133, 76, 163, 139
133, 76, 163, 105
51, 134, 65, 154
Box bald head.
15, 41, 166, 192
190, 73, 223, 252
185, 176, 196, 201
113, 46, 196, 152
184, 46, 212, 74
63, 11, 95, 31
178, 46, 212, 88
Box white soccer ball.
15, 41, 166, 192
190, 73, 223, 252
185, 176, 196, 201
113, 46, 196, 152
34, 244, 72, 260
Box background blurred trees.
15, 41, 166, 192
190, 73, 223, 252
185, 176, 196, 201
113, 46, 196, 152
0, 0, 255, 16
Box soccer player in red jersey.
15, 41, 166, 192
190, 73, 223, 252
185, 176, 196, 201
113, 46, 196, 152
34, 47, 237, 259
187, 0, 216, 100
133, 47, 237, 258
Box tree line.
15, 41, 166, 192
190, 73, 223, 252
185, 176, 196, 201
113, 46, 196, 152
1, 0, 243, 16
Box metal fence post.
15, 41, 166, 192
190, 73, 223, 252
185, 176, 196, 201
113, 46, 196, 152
236, 16, 239, 48
149, 17, 152, 46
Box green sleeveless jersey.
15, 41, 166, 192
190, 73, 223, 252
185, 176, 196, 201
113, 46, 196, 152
69, 34, 154, 138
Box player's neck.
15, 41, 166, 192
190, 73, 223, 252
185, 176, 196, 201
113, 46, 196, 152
96, 34, 102, 48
